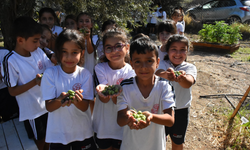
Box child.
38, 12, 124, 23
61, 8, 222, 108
149, 8, 158, 35
171, 9, 184, 35
155, 34, 197, 150
39, 24, 57, 65
39, 7, 63, 51
157, 20, 177, 61
77, 12, 98, 75
175, 7, 185, 30
158, 8, 167, 22
93, 27, 136, 150
117, 37, 175, 150
40, 29, 97, 150
96, 19, 117, 61
0, 48, 19, 122
1, 16, 54, 150
65, 14, 77, 30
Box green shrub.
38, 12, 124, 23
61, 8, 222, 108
198, 21, 242, 45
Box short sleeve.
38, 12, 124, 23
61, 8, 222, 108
176, 23, 184, 34
94, 64, 108, 85
161, 81, 175, 110
117, 90, 128, 111
38, 48, 54, 69
41, 68, 57, 101
2, 61, 18, 87
185, 64, 197, 82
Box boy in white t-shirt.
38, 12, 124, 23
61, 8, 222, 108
1, 16, 54, 150
117, 37, 175, 150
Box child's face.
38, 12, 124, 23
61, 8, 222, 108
159, 31, 171, 44
65, 18, 77, 30
168, 41, 188, 67
39, 30, 52, 49
130, 50, 160, 81
172, 13, 181, 23
77, 14, 92, 29
39, 12, 55, 29
104, 37, 129, 63
19, 34, 41, 53
61, 41, 84, 73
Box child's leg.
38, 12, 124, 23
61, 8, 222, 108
168, 108, 189, 150
29, 113, 49, 150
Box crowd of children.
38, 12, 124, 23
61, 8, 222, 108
0, 4, 197, 150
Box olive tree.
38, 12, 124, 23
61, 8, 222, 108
0, 0, 153, 49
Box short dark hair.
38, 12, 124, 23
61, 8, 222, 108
40, 24, 52, 35
55, 29, 85, 65
130, 37, 158, 60
13, 16, 42, 40
102, 19, 116, 32
65, 14, 77, 22
39, 7, 59, 25
157, 20, 177, 35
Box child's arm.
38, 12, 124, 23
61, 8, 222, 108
84, 28, 95, 54
155, 68, 176, 81
8, 74, 42, 96
142, 108, 174, 127
72, 90, 90, 112
175, 70, 195, 88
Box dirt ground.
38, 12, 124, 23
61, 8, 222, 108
164, 35, 250, 150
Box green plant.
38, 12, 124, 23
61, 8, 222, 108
198, 21, 242, 45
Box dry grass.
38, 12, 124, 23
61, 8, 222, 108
184, 15, 203, 34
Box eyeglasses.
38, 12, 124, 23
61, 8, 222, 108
104, 43, 126, 54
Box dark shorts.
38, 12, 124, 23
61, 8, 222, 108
24, 113, 48, 140
50, 137, 97, 150
95, 135, 121, 149
165, 108, 189, 145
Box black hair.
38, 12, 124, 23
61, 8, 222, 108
101, 19, 116, 32
101, 27, 130, 62
65, 14, 77, 22
40, 24, 52, 35
39, 7, 59, 25
132, 33, 149, 41
55, 29, 85, 66
164, 34, 190, 61
130, 37, 158, 60
157, 20, 177, 36
13, 16, 42, 40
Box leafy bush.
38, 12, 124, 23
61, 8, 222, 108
198, 21, 242, 45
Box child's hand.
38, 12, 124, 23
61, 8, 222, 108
174, 70, 186, 82
166, 68, 176, 81
71, 89, 84, 105
58, 92, 71, 107
35, 74, 42, 86
96, 84, 110, 99
127, 110, 138, 130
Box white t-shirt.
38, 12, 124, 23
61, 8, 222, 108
1, 48, 54, 121
158, 45, 168, 62
150, 12, 158, 24
162, 11, 167, 21
41, 65, 94, 144
92, 62, 136, 140
52, 25, 63, 35
176, 22, 184, 34
157, 60, 197, 109
96, 40, 104, 60
83, 35, 98, 75
0, 49, 10, 89
117, 76, 175, 150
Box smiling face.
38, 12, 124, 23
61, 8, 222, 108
77, 14, 92, 29
167, 41, 188, 67
130, 50, 160, 82
39, 29, 52, 49
61, 41, 84, 73
39, 12, 55, 29
104, 36, 129, 64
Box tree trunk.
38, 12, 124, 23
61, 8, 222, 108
0, 0, 35, 50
